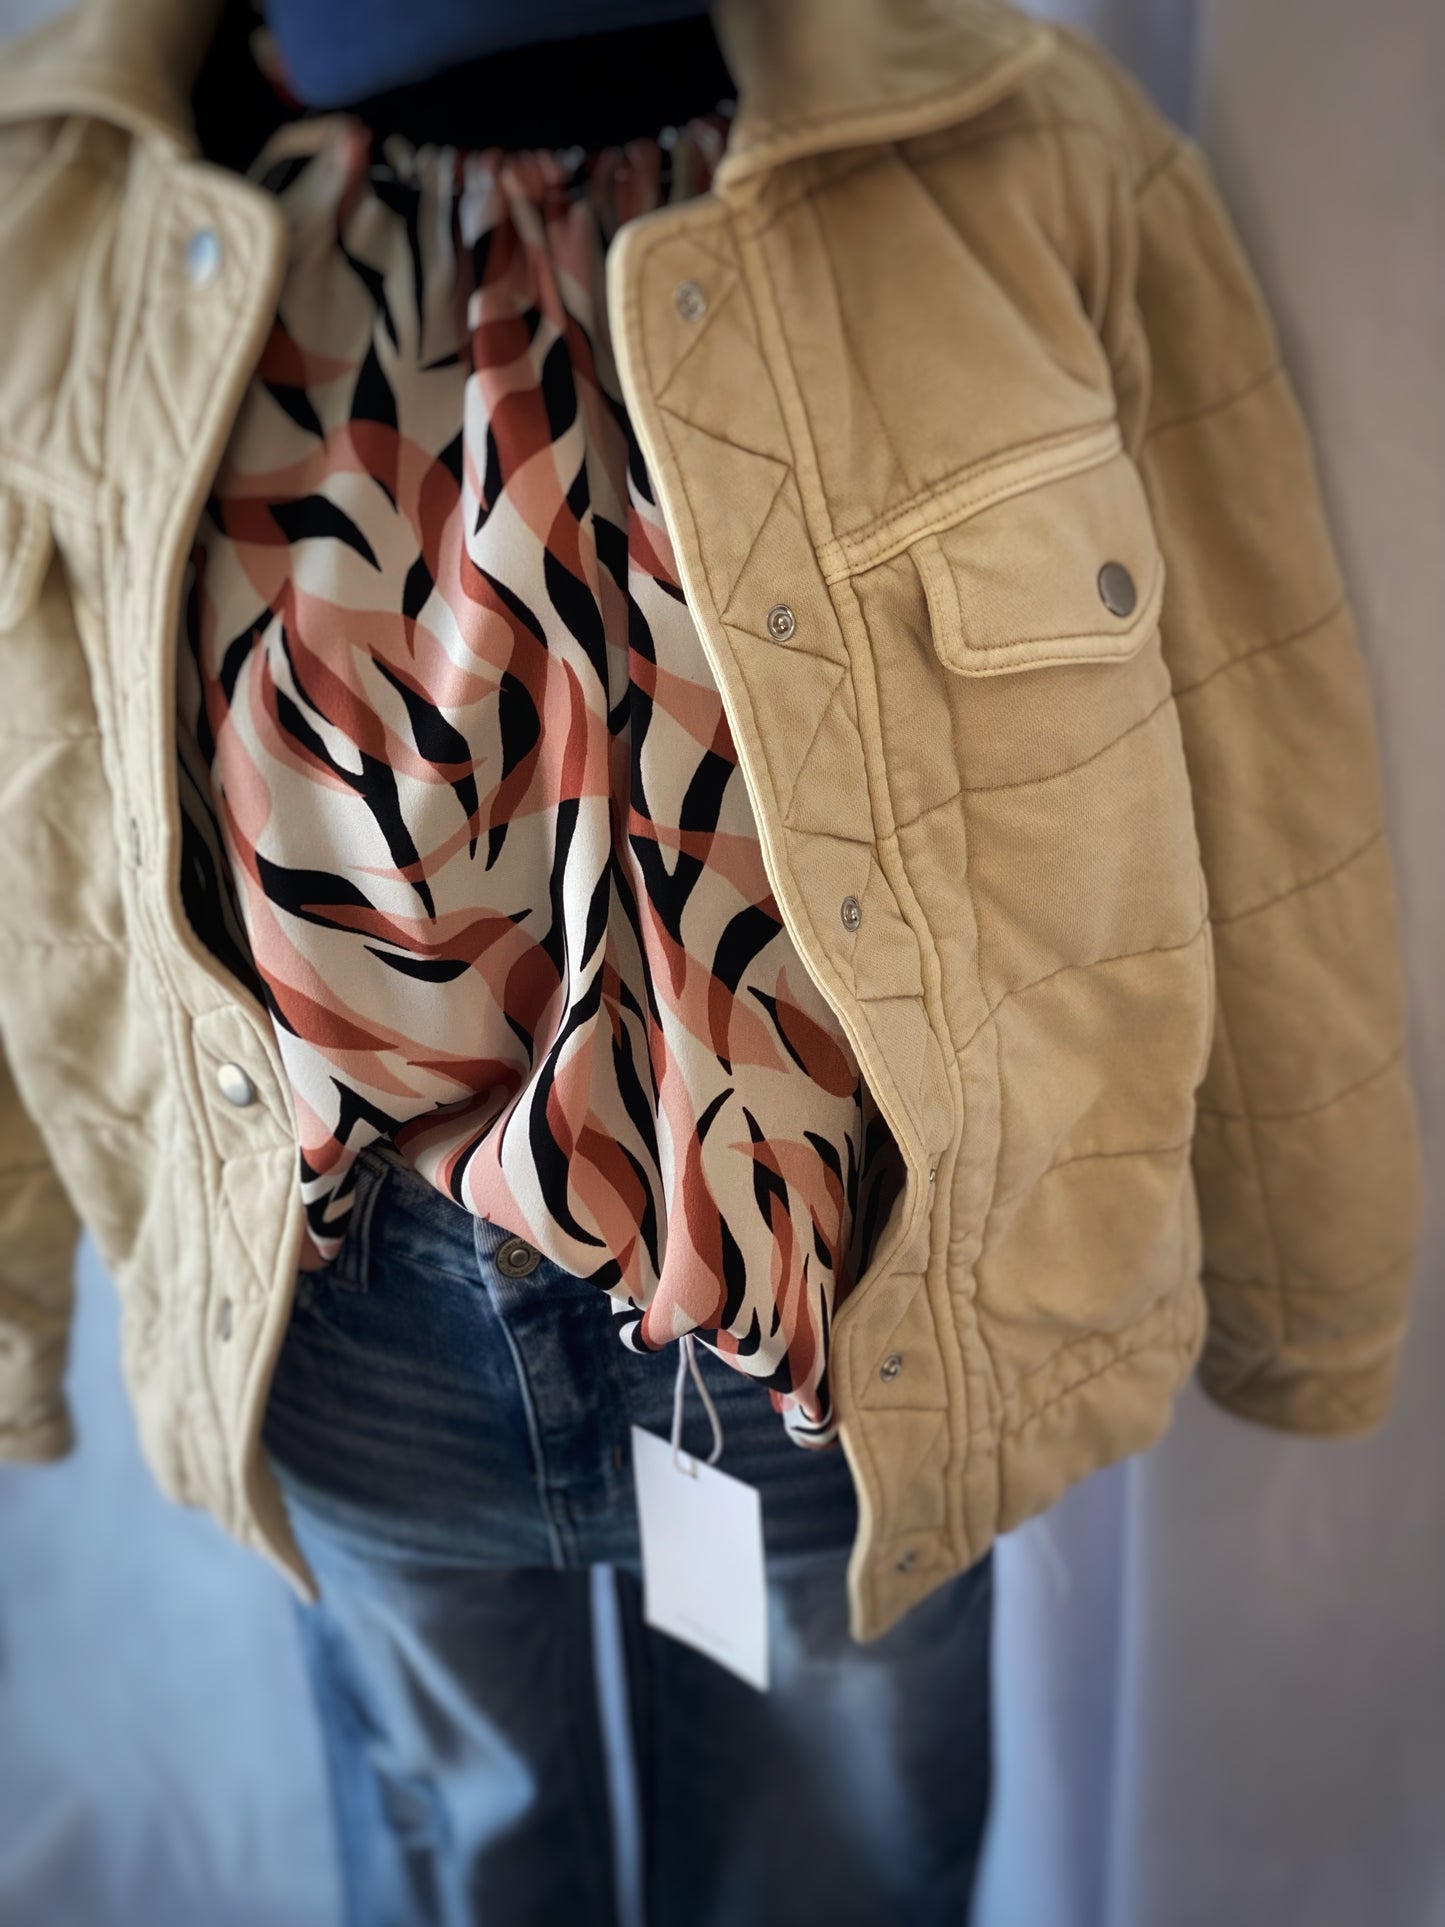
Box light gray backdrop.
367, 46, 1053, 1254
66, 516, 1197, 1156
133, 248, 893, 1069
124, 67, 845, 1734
0, 3, 1440, 1924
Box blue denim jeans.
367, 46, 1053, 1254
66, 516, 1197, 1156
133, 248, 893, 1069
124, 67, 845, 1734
262, 1142, 994, 1927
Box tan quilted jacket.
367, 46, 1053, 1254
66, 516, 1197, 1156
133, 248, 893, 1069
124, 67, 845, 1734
0, 0, 1421, 1640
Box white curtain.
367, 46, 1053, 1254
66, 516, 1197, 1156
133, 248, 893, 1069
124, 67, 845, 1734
0, 3, 1440, 1923
976, 4, 1445, 1923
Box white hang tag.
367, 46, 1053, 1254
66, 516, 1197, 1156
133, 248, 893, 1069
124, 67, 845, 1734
630, 1337, 769, 1692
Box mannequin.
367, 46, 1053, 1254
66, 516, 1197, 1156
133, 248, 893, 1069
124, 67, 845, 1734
195, 3, 736, 165
266, 0, 715, 105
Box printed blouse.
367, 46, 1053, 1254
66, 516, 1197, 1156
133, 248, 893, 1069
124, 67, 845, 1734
176, 99, 897, 1444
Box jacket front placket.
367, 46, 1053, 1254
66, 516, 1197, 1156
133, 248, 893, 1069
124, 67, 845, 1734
105, 135, 315, 1559
609, 187, 955, 1242
607, 185, 969, 1635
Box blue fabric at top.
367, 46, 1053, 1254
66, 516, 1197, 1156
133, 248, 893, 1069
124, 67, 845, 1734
266, 0, 714, 108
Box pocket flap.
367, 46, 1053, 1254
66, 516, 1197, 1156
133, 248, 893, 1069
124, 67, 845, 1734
912, 442, 1164, 676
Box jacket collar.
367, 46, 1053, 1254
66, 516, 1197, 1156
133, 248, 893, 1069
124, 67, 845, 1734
713, 0, 1053, 192
0, 0, 224, 148
0, 0, 1052, 186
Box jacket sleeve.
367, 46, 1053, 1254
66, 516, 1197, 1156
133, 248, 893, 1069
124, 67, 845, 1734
1115, 127, 1422, 1435
0, 1036, 78, 1461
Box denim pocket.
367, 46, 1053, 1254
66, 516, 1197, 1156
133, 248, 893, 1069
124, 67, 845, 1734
297, 1142, 485, 1318
302, 1143, 394, 1297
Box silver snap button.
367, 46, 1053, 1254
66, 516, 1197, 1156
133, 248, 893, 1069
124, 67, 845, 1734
216, 1062, 256, 1108
496, 1235, 541, 1277
840, 894, 862, 932
1097, 560, 1137, 618
184, 228, 223, 287
928, 1164, 937, 1186
217, 1297, 233, 1342
879, 1352, 903, 1382
766, 604, 795, 642
895, 1547, 918, 1573
674, 279, 707, 321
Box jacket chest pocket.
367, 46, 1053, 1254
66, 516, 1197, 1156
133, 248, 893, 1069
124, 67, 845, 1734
879, 428, 1207, 1064
909, 438, 1165, 677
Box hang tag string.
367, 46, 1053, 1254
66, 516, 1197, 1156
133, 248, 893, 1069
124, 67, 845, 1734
671, 1332, 724, 1476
